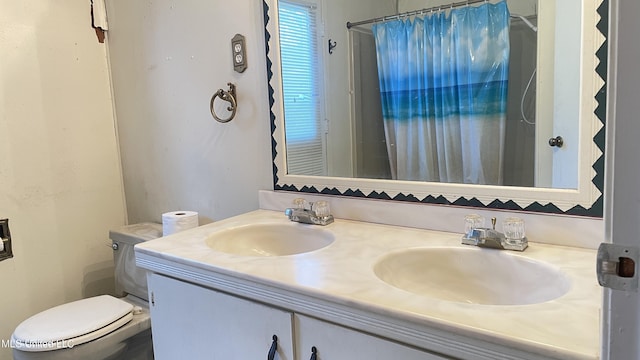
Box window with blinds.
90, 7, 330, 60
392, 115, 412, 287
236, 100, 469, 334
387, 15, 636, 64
278, 0, 326, 176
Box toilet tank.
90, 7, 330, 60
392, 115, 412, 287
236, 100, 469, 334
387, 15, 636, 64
110, 223, 163, 301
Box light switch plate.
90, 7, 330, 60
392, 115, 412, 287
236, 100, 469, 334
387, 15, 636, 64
232, 34, 247, 73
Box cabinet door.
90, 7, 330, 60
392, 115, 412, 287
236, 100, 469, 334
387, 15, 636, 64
148, 273, 294, 360
294, 314, 448, 360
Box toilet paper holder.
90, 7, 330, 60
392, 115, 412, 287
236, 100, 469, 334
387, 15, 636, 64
0, 219, 12, 262
210, 82, 237, 123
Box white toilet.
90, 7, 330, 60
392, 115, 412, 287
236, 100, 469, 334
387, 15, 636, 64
11, 223, 162, 360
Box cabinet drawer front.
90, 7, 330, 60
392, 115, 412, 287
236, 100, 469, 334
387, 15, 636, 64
295, 315, 449, 360
148, 273, 294, 360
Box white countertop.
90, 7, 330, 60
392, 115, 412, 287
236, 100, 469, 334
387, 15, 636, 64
135, 210, 601, 360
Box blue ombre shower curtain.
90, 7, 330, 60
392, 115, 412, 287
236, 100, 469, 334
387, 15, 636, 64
372, 1, 510, 184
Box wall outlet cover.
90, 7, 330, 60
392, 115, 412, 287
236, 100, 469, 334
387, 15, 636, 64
232, 34, 247, 73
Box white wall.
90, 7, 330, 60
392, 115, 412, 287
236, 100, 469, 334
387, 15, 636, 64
323, 0, 397, 177
105, 0, 273, 224
0, 1, 127, 358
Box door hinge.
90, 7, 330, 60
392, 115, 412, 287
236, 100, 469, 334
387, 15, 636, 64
597, 243, 639, 291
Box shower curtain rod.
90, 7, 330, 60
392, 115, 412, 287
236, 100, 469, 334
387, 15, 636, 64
346, 0, 489, 29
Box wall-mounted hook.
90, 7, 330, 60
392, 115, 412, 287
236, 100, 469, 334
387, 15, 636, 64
328, 39, 337, 54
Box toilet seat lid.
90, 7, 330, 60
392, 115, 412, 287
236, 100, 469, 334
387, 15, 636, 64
11, 295, 133, 352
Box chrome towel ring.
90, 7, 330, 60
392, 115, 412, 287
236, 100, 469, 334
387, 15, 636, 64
210, 82, 237, 123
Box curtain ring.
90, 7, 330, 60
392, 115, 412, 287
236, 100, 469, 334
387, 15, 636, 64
210, 83, 237, 123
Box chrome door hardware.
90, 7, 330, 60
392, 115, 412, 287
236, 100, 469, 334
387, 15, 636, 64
597, 243, 639, 291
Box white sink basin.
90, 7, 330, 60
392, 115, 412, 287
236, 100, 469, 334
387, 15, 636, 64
373, 247, 571, 305
205, 223, 334, 257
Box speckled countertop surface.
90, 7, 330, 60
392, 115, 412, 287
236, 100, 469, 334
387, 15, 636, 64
135, 210, 601, 360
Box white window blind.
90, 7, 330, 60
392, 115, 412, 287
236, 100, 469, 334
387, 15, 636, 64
278, 0, 326, 176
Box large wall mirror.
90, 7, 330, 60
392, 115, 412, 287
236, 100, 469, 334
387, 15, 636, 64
263, 0, 607, 216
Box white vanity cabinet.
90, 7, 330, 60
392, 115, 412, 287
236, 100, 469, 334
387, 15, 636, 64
136, 210, 601, 360
294, 314, 449, 360
147, 273, 295, 360
148, 272, 449, 360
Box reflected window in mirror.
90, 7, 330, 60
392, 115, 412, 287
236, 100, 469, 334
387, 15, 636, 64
279, 0, 327, 176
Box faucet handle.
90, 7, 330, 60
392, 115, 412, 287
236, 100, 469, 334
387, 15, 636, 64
312, 201, 331, 218
464, 214, 485, 236
491, 217, 497, 230
501, 217, 528, 251
292, 198, 308, 210
503, 217, 526, 240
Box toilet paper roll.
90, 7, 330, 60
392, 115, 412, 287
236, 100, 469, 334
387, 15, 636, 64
162, 211, 199, 236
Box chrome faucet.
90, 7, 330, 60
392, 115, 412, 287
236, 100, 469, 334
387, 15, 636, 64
462, 217, 528, 251
284, 198, 334, 226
